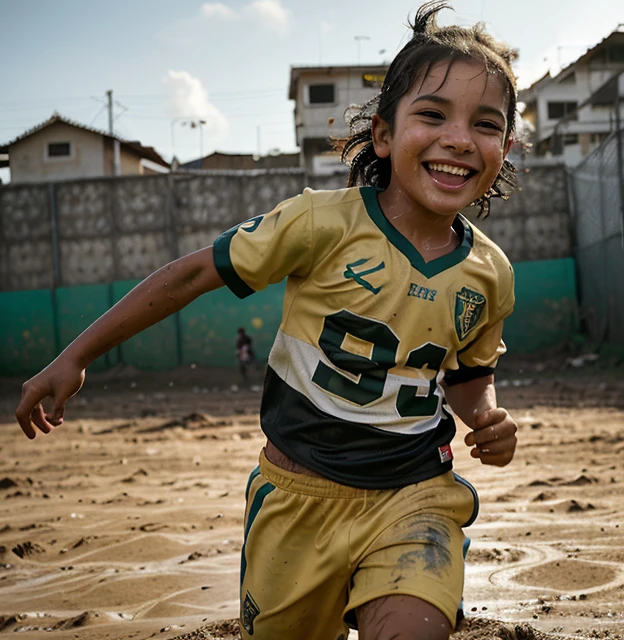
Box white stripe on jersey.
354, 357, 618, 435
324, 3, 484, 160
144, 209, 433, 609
268, 329, 446, 435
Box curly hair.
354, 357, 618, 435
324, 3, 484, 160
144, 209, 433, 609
335, 1, 519, 217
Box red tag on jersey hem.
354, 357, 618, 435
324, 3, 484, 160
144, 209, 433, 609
438, 444, 453, 463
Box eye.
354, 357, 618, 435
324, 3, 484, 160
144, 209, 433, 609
417, 110, 445, 120
476, 120, 504, 132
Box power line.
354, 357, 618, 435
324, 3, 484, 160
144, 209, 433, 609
89, 104, 107, 126
118, 87, 286, 100
122, 110, 294, 121
0, 87, 290, 111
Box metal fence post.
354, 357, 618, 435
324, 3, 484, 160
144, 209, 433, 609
48, 182, 62, 355
614, 86, 624, 250
107, 177, 122, 366
166, 173, 184, 366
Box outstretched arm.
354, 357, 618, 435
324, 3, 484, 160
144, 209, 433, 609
16, 246, 224, 439
442, 374, 517, 467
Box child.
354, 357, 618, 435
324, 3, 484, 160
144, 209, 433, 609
16, 3, 519, 639
235, 327, 255, 383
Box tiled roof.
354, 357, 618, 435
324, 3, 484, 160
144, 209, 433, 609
520, 28, 624, 95
0, 112, 169, 167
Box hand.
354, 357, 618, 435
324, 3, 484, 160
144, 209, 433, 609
15, 359, 86, 440
464, 407, 517, 466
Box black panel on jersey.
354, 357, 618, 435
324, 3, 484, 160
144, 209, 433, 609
260, 366, 456, 490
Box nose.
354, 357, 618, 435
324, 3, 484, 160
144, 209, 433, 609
439, 123, 476, 154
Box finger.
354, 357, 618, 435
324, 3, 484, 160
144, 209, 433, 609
471, 447, 515, 467
472, 424, 500, 447
472, 421, 517, 447
31, 404, 54, 434
47, 401, 65, 426
476, 435, 517, 456
17, 381, 50, 435
15, 401, 36, 440
470, 436, 517, 465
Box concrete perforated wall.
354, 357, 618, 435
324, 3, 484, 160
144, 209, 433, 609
0, 165, 578, 374
0, 164, 571, 292
466, 164, 571, 263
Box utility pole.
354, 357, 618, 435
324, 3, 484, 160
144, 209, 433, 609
106, 90, 114, 134
106, 89, 120, 176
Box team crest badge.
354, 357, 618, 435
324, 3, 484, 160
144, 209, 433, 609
242, 591, 260, 635
454, 287, 486, 340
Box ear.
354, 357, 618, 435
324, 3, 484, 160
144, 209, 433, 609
371, 114, 392, 159
503, 135, 513, 158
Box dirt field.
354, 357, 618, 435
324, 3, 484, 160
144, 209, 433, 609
1, 355, 623, 640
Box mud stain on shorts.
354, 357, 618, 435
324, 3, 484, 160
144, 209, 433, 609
395, 517, 452, 573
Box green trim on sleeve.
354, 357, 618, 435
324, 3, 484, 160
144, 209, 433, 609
360, 186, 473, 279
213, 226, 256, 299
443, 364, 495, 386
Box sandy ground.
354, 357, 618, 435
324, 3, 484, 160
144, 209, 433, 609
1, 355, 624, 640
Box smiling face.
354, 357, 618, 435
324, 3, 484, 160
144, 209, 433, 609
372, 58, 512, 221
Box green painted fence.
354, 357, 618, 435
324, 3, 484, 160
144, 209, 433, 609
1, 258, 578, 377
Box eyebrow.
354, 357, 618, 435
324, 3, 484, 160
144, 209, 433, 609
411, 94, 507, 122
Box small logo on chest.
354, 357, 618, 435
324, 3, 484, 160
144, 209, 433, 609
344, 258, 385, 295
408, 283, 437, 302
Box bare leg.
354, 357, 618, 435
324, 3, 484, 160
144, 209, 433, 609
357, 594, 451, 640
239, 362, 248, 384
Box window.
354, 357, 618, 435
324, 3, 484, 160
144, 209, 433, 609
563, 134, 579, 145
47, 142, 71, 157
608, 44, 624, 63
547, 101, 578, 120
308, 84, 335, 104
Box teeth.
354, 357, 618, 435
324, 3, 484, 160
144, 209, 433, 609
428, 162, 471, 176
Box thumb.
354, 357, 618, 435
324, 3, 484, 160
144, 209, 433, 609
48, 400, 65, 426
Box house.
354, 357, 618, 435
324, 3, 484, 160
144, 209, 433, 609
181, 150, 300, 171
288, 65, 387, 175
520, 26, 624, 166
0, 113, 169, 184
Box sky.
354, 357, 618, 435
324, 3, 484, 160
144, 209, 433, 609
2, 0, 623, 182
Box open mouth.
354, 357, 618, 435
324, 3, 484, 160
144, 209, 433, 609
424, 162, 477, 188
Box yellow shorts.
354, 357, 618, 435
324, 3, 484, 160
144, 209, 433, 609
239, 451, 478, 640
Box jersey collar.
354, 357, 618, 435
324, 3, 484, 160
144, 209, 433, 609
360, 186, 473, 279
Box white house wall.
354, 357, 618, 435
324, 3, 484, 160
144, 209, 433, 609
295, 69, 383, 145
10, 122, 105, 184
537, 67, 623, 142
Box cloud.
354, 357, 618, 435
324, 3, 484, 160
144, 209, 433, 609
163, 70, 229, 146
156, 0, 293, 46
200, 3, 236, 20
244, 0, 293, 36
200, 0, 293, 36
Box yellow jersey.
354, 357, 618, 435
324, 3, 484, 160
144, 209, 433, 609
214, 186, 514, 488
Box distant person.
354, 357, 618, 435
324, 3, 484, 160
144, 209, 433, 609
16, 4, 520, 638
235, 327, 255, 383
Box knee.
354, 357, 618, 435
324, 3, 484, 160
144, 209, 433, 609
356, 595, 451, 640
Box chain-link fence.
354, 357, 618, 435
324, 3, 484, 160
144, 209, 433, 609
568, 126, 624, 346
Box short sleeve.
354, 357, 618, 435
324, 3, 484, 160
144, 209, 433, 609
213, 191, 314, 299
444, 268, 515, 386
